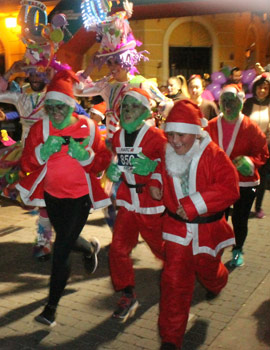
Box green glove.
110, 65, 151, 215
40, 135, 65, 161
233, 156, 253, 176
131, 152, 157, 176
107, 162, 122, 182
68, 137, 90, 161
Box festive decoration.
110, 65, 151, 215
81, 0, 148, 73
0, 130, 16, 147
241, 69, 256, 84
17, 0, 71, 75
206, 83, 222, 101
81, 0, 112, 30
211, 71, 226, 85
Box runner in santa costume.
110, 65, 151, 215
106, 88, 166, 322
17, 69, 111, 326
148, 99, 240, 350
207, 85, 269, 267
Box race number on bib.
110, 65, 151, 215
116, 147, 142, 172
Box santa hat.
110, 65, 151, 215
221, 84, 245, 103
165, 99, 205, 134
122, 88, 151, 111
45, 70, 79, 107
90, 101, 106, 120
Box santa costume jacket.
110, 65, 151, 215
207, 113, 269, 187
17, 115, 112, 209
112, 122, 166, 214
150, 132, 240, 257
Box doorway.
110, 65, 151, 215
169, 46, 212, 80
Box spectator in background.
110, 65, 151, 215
243, 73, 270, 218
226, 67, 243, 91
167, 76, 189, 103
188, 75, 219, 120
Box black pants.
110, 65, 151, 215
255, 159, 270, 211
44, 192, 91, 307
228, 186, 257, 250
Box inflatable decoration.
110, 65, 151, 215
17, 0, 69, 73
211, 71, 226, 85
241, 69, 256, 85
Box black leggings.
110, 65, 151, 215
44, 192, 91, 307
230, 186, 257, 250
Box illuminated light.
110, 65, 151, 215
81, 0, 111, 29
5, 17, 17, 28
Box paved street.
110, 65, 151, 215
0, 192, 269, 350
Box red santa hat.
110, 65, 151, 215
221, 84, 245, 104
90, 101, 106, 120
122, 88, 151, 111
165, 99, 206, 134
45, 69, 79, 108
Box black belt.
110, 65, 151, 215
62, 136, 85, 145
124, 180, 146, 194
166, 209, 224, 224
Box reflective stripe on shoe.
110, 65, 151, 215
83, 237, 101, 274
112, 294, 139, 323
230, 250, 244, 267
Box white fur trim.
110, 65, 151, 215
189, 192, 207, 215
45, 91, 76, 107
165, 122, 202, 134
35, 144, 46, 165
243, 156, 255, 176
124, 90, 150, 110
90, 108, 105, 120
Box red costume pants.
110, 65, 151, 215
109, 207, 164, 291
159, 240, 228, 348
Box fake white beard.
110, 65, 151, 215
165, 139, 201, 178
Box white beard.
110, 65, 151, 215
165, 139, 201, 178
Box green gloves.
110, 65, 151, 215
40, 136, 65, 161
233, 156, 253, 176
107, 163, 122, 182
131, 152, 157, 176
68, 137, 90, 161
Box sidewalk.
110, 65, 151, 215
0, 191, 269, 350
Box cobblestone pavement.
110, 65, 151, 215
0, 192, 269, 350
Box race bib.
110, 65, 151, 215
116, 147, 142, 173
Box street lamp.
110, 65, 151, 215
5, 17, 17, 29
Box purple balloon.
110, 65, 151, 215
211, 71, 227, 85
245, 93, 253, 99
51, 14, 68, 28
206, 83, 221, 100
241, 69, 256, 84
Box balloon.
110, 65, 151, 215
248, 81, 253, 92
245, 93, 253, 99
211, 71, 227, 85
241, 69, 256, 84
206, 83, 221, 101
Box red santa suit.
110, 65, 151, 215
207, 113, 269, 187
17, 115, 111, 209
149, 100, 239, 349
109, 122, 167, 291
